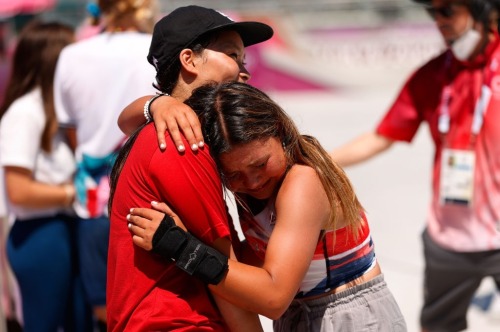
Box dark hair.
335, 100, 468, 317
417, 0, 500, 30
185, 82, 364, 235
469, 0, 500, 29
109, 81, 364, 235
109, 30, 231, 211
0, 20, 74, 152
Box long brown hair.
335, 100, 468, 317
185, 82, 364, 236
0, 21, 74, 152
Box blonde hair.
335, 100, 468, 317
94, 0, 158, 33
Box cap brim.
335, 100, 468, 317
229, 22, 274, 47
200, 21, 274, 47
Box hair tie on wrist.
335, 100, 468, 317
143, 93, 169, 123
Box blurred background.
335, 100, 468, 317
0, 0, 499, 331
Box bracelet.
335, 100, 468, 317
144, 93, 169, 123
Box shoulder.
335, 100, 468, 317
283, 164, 318, 184
411, 51, 447, 80
277, 164, 328, 208
275, 164, 330, 230
138, 126, 218, 175
1, 89, 44, 124
58, 35, 107, 62
285, 164, 321, 183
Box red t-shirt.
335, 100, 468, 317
377, 38, 500, 252
107, 123, 232, 331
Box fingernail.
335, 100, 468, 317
129, 208, 134, 213
151, 201, 158, 205
160, 143, 166, 150
191, 143, 198, 151
128, 223, 132, 229
178, 144, 185, 152
126, 214, 131, 220
198, 141, 204, 148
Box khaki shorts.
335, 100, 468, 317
274, 274, 407, 332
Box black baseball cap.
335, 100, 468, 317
147, 5, 274, 73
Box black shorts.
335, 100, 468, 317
420, 229, 500, 331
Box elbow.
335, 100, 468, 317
263, 306, 288, 321
266, 309, 287, 321
117, 115, 131, 136
260, 295, 292, 320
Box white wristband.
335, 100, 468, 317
144, 93, 169, 123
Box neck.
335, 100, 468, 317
170, 84, 191, 102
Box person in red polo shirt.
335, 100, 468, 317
331, 1, 500, 331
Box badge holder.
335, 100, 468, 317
439, 149, 475, 206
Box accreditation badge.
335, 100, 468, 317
439, 149, 475, 206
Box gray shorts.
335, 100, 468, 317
420, 229, 500, 332
274, 274, 407, 332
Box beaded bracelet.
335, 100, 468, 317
144, 93, 169, 123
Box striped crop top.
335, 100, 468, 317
238, 198, 376, 299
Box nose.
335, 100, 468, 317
238, 66, 251, 83
243, 173, 262, 191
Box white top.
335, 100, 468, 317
54, 31, 156, 160
0, 88, 76, 220
54, 31, 156, 218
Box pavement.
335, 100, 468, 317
227, 86, 500, 331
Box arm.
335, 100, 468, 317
4, 166, 74, 208
117, 95, 204, 152
211, 238, 263, 332
128, 204, 262, 330
329, 131, 394, 167
145, 143, 262, 329
129, 165, 327, 319
117, 96, 152, 135
210, 166, 326, 318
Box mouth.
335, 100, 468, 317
247, 179, 270, 195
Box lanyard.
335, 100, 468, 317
438, 54, 496, 138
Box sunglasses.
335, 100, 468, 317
425, 3, 463, 19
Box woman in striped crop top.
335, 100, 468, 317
127, 82, 406, 331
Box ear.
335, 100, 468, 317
179, 49, 199, 75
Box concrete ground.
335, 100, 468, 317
227, 86, 500, 331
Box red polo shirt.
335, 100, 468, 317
377, 37, 500, 252
107, 123, 232, 331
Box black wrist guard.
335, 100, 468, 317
152, 214, 229, 285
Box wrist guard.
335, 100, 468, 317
152, 214, 228, 285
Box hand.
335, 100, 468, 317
150, 96, 204, 152
127, 201, 186, 250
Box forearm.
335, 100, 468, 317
211, 260, 292, 320
213, 293, 263, 332
330, 132, 394, 167
5, 168, 74, 209
151, 215, 294, 319
117, 95, 153, 135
